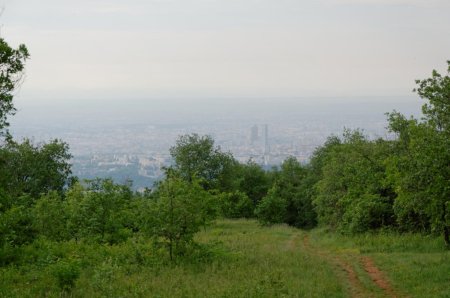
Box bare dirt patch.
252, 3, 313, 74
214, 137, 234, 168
285, 233, 299, 251
302, 234, 403, 298
302, 235, 366, 297
361, 256, 399, 297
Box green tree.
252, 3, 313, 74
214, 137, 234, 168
142, 174, 213, 260
386, 61, 450, 245
0, 38, 29, 133
169, 134, 237, 191
64, 179, 134, 244
254, 157, 316, 228
255, 183, 287, 225
218, 191, 254, 218
415, 61, 450, 246
313, 130, 395, 233
0, 199, 35, 249
236, 160, 270, 207
277, 157, 306, 226
32, 191, 67, 241
416, 61, 450, 135
64, 182, 87, 242
0, 139, 72, 199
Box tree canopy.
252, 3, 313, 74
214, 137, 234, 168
169, 133, 237, 191
0, 38, 29, 133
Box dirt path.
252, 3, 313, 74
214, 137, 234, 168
360, 256, 398, 297
300, 234, 400, 298
285, 233, 299, 251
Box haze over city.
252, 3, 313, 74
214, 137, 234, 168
2, 0, 450, 188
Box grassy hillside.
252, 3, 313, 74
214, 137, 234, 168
1, 219, 449, 297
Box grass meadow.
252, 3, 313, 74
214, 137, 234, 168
1, 219, 449, 297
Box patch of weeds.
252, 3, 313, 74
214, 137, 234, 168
49, 258, 81, 291
91, 257, 119, 295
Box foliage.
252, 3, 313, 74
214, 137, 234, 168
255, 184, 288, 225
0, 138, 72, 199
142, 174, 215, 259
255, 157, 316, 228
0, 38, 29, 132
169, 133, 237, 191
66, 179, 135, 244
416, 60, 450, 135
50, 259, 80, 291
235, 160, 270, 207
0, 220, 350, 297
0, 203, 35, 248
218, 191, 254, 218
385, 63, 450, 244
32, 191, 67, 241
313, 130, 395, 233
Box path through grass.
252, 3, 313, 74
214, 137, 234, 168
1, 219, 449, 297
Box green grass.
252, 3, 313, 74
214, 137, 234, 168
309, 229, 450, 298
1, 220, 449, 297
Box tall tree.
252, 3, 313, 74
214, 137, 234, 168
0, 38, 29, 133
169, 134, 237, 191
387, 61, 450, 245
313, 130, 395, 233
236, 160, 270, 207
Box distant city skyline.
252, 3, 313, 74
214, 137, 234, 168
9, 96, 424, 190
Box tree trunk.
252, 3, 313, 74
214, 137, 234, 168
169, 238, 173, 261
444, 226, 449, 248
443, 202, 449, 248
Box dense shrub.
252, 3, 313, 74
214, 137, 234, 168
218, 191, 254, 218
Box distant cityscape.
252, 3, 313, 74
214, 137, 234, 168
10, 97, 422, 190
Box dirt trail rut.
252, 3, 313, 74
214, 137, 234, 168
361, 256, 398, 297
300, 234, 401, 298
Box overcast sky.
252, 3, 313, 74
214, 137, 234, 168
2, 0, 450, 102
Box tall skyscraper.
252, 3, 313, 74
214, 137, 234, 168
250, 125, 259, 145
264, 124, 270, 155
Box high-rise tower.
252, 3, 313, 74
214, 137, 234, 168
250, 125, 258, 145
264, 124, 270, 155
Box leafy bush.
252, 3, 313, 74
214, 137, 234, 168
50, 259, 80, 291
142, 175, 216, 260
255, 184, 287, 225
218, 191, 254, 218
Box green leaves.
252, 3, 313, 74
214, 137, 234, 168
0, 138, 72, 199
169, 134, 237, 191
141, 175, 215, 259
385, 61, 450, 244
0, 38, 29, 132
255, 157, 316, 228
415, 61, 450, 135
312, 130, 395, 233
255, 184, 288, 226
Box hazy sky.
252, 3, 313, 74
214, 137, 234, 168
2, 0, 450, 101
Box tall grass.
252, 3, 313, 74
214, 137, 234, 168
1, 220, 344, 297
1, 220, 448, 297
309, 228, 450, 297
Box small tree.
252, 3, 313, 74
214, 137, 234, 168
218, 191, 254, 218
236, 160, 270, 207
255, 184, 287, 225
64, 179, 134, 244
33, 191, 67, 241
145, 174, 213, 260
